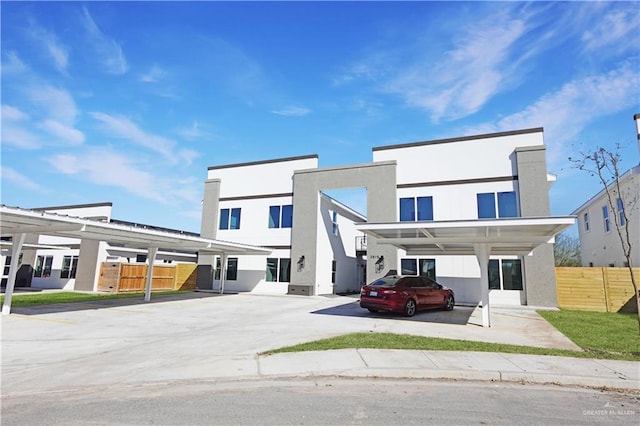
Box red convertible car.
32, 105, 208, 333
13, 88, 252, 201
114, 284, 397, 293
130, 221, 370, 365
360, 275, 455, 317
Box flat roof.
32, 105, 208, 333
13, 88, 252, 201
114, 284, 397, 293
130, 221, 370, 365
356, 216, 575, 256
0, 205, 271, 256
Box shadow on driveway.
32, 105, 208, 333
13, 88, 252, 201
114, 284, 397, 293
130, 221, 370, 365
8, 291, 229, 316
311, 300, 475, 325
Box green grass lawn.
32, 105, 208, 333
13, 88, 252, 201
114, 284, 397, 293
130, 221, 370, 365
263, 310, 640, 361
0, 290, 192, 307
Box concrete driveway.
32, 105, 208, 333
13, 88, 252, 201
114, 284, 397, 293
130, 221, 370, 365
1, 292, 580, 396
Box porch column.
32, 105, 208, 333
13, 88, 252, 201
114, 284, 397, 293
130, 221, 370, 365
2, 233, 26, 315
474, 243, 492, 327
219, 253, 228, 294
144, 247, 159, 302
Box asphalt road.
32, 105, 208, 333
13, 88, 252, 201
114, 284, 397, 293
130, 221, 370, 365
2, 378, 639, 425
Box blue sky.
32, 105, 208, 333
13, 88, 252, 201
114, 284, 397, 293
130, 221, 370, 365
1, 1, 638, 233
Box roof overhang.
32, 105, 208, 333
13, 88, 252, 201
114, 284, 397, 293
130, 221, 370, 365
356, 216, 576, 256
0, 205, 271, 256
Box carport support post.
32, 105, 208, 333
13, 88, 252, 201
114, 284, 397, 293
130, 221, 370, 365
2, 233, 26, 315
144, 247, 159, 302
219, 253, 227, 294
474, 243, 492, 328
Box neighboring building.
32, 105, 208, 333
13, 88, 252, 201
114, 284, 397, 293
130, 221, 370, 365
572, 114, 640, 268
199, 127, 561, 307
0, 203, 198, 291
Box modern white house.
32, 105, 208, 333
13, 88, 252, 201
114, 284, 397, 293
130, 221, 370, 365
572, 114, 640, 268
198, 127, 574, 312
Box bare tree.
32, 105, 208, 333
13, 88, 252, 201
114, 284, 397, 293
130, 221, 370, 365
554, 231, 581, 266
570, 145, 639, 332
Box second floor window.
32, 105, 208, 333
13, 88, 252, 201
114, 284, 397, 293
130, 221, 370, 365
616, 198, 626, 226
400, 196, 433, 221
269, 205, 293, 228
583, 212, 590, 232
477, 191, 518, 219
220, 208, 241, 230
602, 205, 611, 232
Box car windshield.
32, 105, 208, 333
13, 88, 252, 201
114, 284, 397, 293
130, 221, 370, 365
368, 277, 401, 287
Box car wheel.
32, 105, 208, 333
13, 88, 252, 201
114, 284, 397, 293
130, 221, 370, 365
444, 294, 454, 311
403, 299, 416, 317
367, 309, 378, 313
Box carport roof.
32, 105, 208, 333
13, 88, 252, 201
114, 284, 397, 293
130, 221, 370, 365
0, 205, 271, 255
355, 216, 575, 256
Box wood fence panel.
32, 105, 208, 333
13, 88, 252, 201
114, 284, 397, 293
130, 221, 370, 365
151, 265, 176, 291
555, 267, 607, 312
175, 263, 197, 290
604, 268, 639, 313
97, 262, 120, 293
118, 264, 147, 293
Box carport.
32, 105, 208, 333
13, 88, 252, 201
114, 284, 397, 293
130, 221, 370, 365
0, 205, 271, 314
355, 216, 575, 327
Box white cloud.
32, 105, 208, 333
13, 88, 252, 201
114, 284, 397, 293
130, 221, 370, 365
39, 119, 85, 145
27, 20, 69, 74
176, 121, 211, 140
0, 124, 42, 149
26, 84, 78, 125
48, 148, 164, 202
139, 64, 167, 83
90, 112, 176, 159
1, 105, 29, 121
271, 106, 311, 117
0, 166, 44, 192
1, 51, 29, 75
385, 15, 527, 121
581, 6, 639, 54
466, 61, 638, 167
81, 6, 128, 75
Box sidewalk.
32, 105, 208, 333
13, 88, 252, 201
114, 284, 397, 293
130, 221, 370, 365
255, 349, 640, 390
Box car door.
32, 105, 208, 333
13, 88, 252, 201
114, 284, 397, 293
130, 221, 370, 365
420, 277, 442, 306
409, 277, 429, 308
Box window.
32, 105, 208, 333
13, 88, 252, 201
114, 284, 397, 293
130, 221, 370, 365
583, 212, 590, 232
266, 258, 291, 282
3, 255, 12, 276
34, 255, 53, 278
400, 196, 433, 222
602, 205, 611, 232
269, 205, 293, 229
215, 257, 238, 280
219, 208, 241, 230
226, 258, 238, 281
401, 258, 436, 280
60, 255, 79, 279
331, 211, 339, 236
488, 259, 523, 291
331, 260, 337, 284
477, 192, 518, 219
616, 198, 626, 226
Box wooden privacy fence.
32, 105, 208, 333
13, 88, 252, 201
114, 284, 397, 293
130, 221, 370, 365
98, 262, 197, 293
555, 267, 639, 313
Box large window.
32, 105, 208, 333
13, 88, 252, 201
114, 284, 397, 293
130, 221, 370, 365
332, 211, 339, 235
477, 191, 518, 219
215, 257, 238, 280
616, 198, 626, 226
219, 208, 241, 230
602, 205, 611, 232
400, 196, 433, 221
400, 258, 436, 280
266, 258, 291, 282
488, 259, 523, 290
269, 205, 293, 228
3, 255, 12, 277
60, 255, 79, 279
34, 255, 53, 278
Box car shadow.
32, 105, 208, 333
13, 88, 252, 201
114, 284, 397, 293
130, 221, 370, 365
311, 300, 475, 325
7, 291, 228, 316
